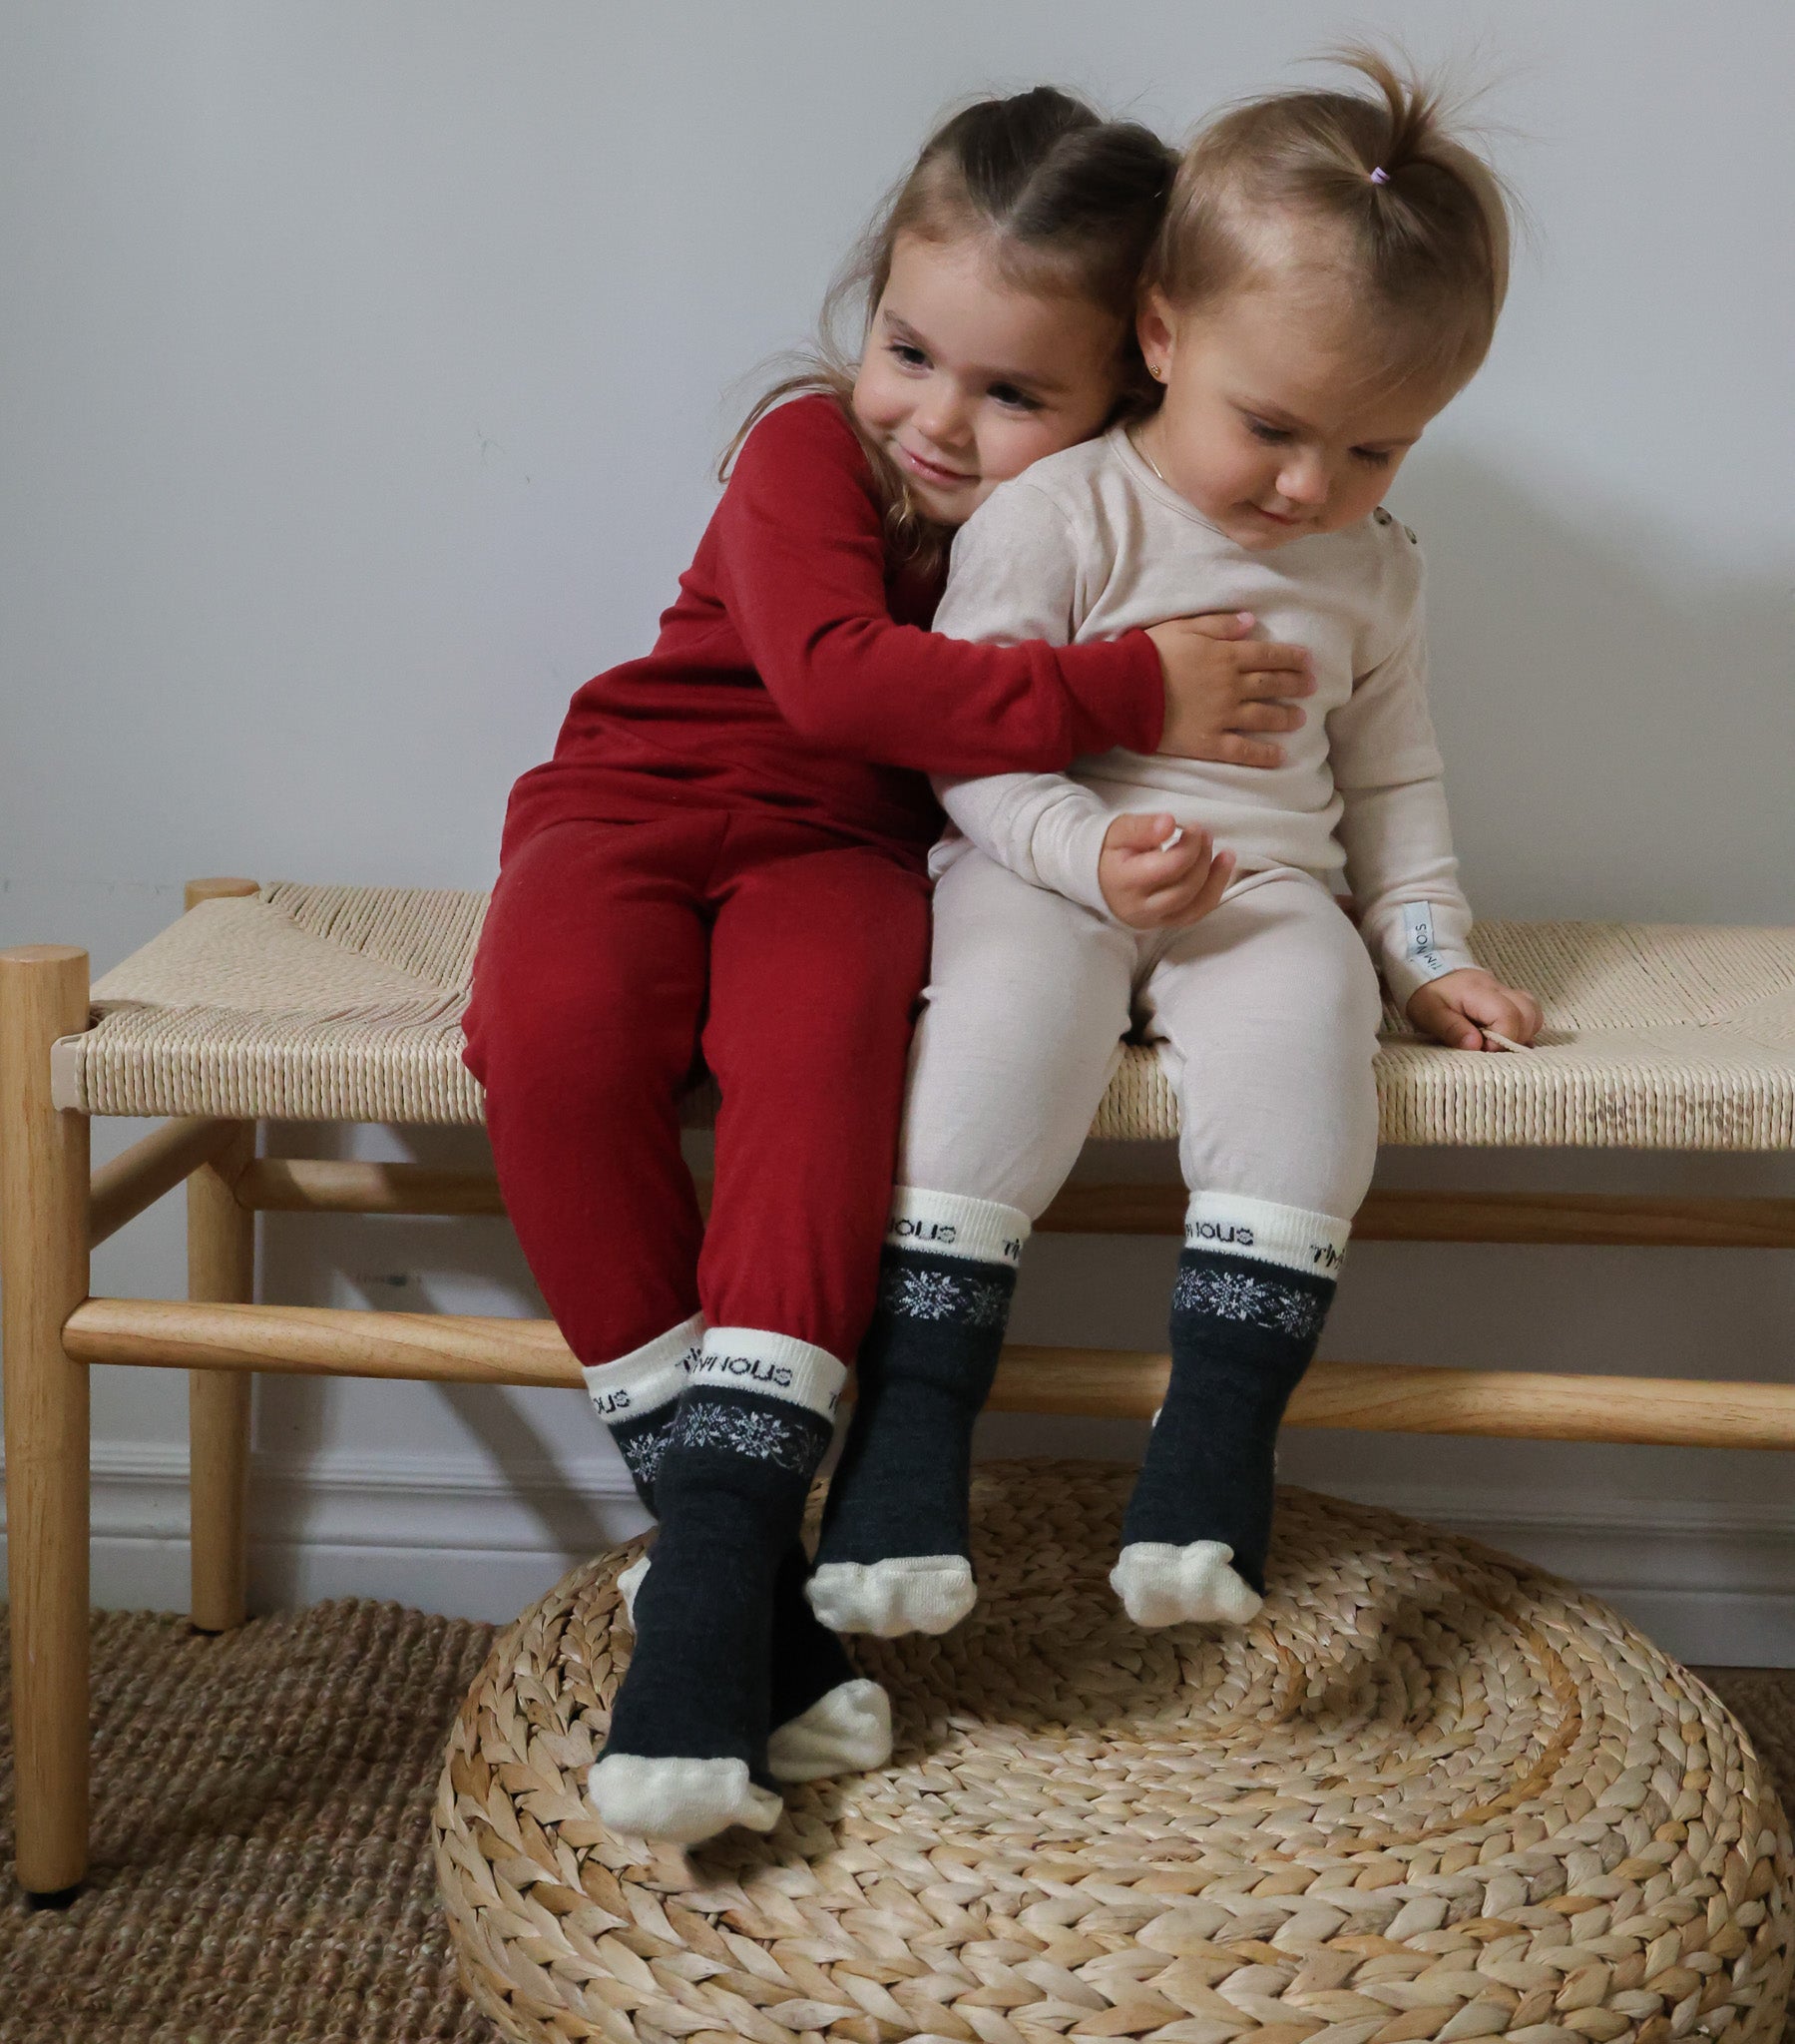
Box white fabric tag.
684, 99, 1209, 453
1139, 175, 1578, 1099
1402, 901, 1452, 985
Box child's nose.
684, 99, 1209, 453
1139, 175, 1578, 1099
1277, 451, 1329, 506
915, 383, 972, 447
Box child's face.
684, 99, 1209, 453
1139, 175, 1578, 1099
853, 231, 1127, 526
1136, 281, 1460, 551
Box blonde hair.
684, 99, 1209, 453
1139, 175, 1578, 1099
1151, 46, 1514, 393
725, 88, 1172, 571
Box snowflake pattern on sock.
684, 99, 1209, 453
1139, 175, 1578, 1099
883, 1267, 1011, 1326
616, 1425, 671, 1491
885, 1269, 959, 1319
1173, 1263, 1326, 1343
673, 1397, 820, 1472
965, 1279, 1010, 1328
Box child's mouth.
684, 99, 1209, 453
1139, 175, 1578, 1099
899, 444, 977, 489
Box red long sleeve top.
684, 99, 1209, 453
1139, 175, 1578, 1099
503, 394, 1165, 868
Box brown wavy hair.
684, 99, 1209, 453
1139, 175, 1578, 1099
1151, 45, 1517, 394
724, 87, 1173, 574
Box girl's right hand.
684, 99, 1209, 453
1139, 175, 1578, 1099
1099, 813, 1234, 929
1146, 612, 1314, 766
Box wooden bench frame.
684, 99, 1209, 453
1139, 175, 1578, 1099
6, 880, 1795, 1899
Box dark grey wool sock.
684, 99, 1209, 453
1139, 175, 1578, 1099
809, 1191, 1029, 1638
590, 1331, 845, 1843
1118, 1244, 1337, 1620
584, 1318, 879, 1782
816, 1250, 1014, 1560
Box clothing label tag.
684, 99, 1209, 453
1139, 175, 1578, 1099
1402, 901, 1448, 982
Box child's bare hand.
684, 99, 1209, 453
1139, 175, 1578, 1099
1145, 611, 1314, 767
1099, 813, 1234, 929
1406, 969, 1544, 1051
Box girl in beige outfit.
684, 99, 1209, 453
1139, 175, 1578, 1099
810, 51, 1544, 1641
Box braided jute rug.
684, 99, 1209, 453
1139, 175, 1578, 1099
436, 1471, 1794, 2044
0, 1598, 496, 2043
0, 1482, 1788, 2044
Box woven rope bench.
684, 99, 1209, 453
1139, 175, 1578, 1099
5, 877, 1795, 1994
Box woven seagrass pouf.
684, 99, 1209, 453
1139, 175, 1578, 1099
434, 1465, 1793, 2044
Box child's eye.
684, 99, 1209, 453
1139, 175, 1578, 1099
1245, 418, 1291, 444
888, 342, 929, 370
988, 382, 1043, 412
1352, 447, 1395, 467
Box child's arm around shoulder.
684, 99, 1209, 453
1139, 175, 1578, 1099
937, 470, 1308, 766
1333, 515, 1541, 1047
934, 480, 1236, 932
712, 398, 1163, 774
930, 478, 1120, 911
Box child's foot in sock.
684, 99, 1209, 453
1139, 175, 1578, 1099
809, 1191, 1026, 1637
589, 1329, 843, 1843
763, 1545, 891, 1781
589, 1318, 890, 1784
1110, 1540, 1264, 1628
615, 1544, 891, 1783
1114, 1196, 1346, 1630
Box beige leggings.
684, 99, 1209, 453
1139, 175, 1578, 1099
899, 850, 1385, 1225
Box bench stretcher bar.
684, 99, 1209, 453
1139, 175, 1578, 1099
232, 1156, 1795, 1249
59, 1295, 1795, 1450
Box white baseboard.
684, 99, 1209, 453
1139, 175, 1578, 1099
2, 1445, 1790, 1663
1330, 1482, 1795, 1666
1, 1441, 653, 1627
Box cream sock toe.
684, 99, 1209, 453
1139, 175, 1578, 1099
806, 1555, 976, 1637
587, 1754, 782, 1845
1111, 1540, 1263, 1630
765, 1678, 892, 1783
615, 1552, 651, 1629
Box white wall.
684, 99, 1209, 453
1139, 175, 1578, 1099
2, 2, 1791, 1659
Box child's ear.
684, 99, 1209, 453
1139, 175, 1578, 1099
1136, 290, 1176, 382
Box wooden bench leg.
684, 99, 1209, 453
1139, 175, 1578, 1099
181, 876, 259, 1635
188, 1126, 255, 1633
1, 945, 93, 1899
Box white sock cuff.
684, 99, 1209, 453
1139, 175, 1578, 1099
1183, 1193, 1350, 1278
887, 1187, 1030, 1269
583, 1311, 704, 1422
691, 1327, 846, 1419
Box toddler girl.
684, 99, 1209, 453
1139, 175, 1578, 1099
811, 51, 1544, 1641
463, 87, 1313, 1843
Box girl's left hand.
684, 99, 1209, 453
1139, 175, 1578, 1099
1406, 968, 1544, 1051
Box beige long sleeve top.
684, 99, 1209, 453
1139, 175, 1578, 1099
929, 424, 1478, 1008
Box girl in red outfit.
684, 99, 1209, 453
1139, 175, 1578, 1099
462, 88, 1317, 1845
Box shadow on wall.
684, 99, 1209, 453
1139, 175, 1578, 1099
250, 1121, 632, 1608
1395, 451, 1795, 924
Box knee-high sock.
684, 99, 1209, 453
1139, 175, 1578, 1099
584, 1320, 888, 1786
810, 1190, 1027, 1638
1113, 1194, 1347, 1630
589, 1330, 844, 1844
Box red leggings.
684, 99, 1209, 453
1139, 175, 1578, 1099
462, 812, 931, 1369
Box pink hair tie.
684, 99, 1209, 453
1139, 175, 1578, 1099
1370, 167, 1390, 185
